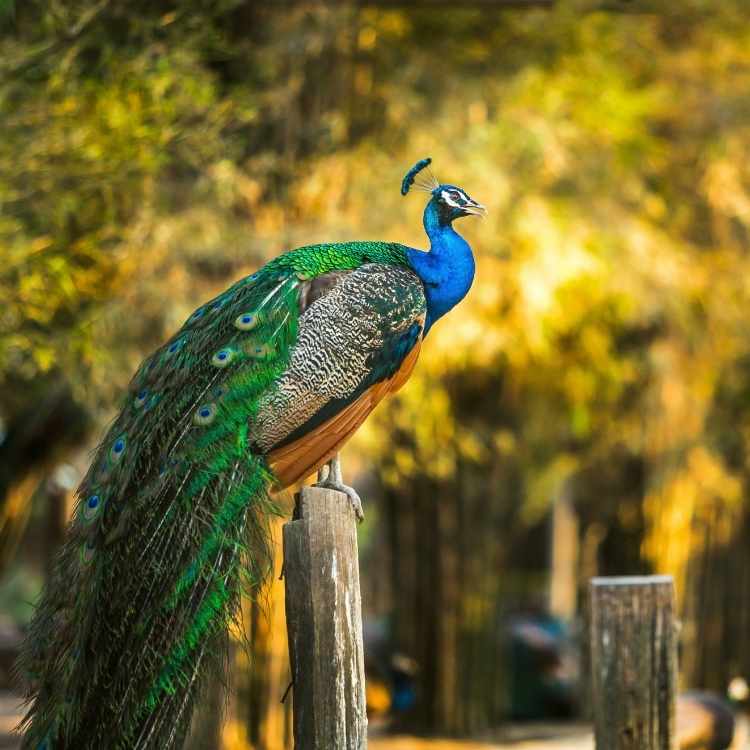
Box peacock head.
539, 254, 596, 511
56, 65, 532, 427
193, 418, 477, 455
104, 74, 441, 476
401, 157, 486, 225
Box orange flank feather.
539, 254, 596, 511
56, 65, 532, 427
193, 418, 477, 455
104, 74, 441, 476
268, 336, 422, 487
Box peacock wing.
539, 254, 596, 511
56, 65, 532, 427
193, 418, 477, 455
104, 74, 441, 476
255, 263, 427, 487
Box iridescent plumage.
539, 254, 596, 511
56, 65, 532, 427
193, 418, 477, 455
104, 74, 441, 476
17, 160, 483, 749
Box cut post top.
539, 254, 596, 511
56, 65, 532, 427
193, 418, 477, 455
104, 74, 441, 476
590, 575, 674, 587
293, 485, 358, 522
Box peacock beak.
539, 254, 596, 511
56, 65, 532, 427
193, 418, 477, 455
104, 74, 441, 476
464, 202, 487, 217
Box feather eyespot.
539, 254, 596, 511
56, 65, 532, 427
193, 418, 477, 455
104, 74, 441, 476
243, 341, 274, 359
211, 348, 235, 368
234, 312, 259, 331
110, 436, 126, 462
188, 307, 206, 323
80, 539, 96, 565
212, 385, 228, 399
194, 403, 217, 426
209, 294, 233, 313
166, 337, 186, 355
82, 494, 103, 523
159, 456, 180, 476
134, 389, 149, 408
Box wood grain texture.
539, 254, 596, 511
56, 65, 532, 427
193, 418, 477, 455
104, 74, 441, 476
283, 486, 368, 749
589, 576, 677, 750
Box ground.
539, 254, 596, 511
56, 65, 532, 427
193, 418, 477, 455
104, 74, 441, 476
369, 724, 592, 750
1, 695, 747, 748
0, 701, 597, 749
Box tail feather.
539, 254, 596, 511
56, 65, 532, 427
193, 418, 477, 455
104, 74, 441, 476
19, 452, 279, 750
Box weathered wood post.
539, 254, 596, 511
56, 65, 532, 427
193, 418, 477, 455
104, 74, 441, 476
589, 575, 678, 750
283, 486, 368, 749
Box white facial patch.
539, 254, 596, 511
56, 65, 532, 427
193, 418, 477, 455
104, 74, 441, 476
441, 189, 466, 208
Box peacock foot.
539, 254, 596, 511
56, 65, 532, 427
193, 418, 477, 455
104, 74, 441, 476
314, 453, 364, 522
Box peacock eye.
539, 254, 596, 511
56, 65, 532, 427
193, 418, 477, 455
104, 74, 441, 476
449, 191, 461, 201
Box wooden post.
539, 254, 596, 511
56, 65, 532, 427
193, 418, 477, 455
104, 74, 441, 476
283, 486, 368, 750
589, 576, 678, 750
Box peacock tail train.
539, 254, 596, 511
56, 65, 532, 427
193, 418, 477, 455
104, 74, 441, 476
16, 241, 419, 750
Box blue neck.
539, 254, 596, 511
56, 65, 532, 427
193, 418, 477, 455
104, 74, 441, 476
406, 198, 476, 335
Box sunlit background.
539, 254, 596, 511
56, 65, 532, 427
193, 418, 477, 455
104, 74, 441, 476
2, 1, 750, 747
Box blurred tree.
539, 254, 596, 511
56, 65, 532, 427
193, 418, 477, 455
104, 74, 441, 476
4, 0, 750, 743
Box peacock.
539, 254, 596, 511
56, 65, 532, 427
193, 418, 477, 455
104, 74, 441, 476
16, 158, 484, 749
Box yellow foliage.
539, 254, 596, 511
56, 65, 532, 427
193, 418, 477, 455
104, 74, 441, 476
5, 5, 750, 697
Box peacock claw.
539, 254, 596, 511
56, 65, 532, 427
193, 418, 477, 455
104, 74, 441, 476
321, 481, 364, 522
314, 454, 364, 522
